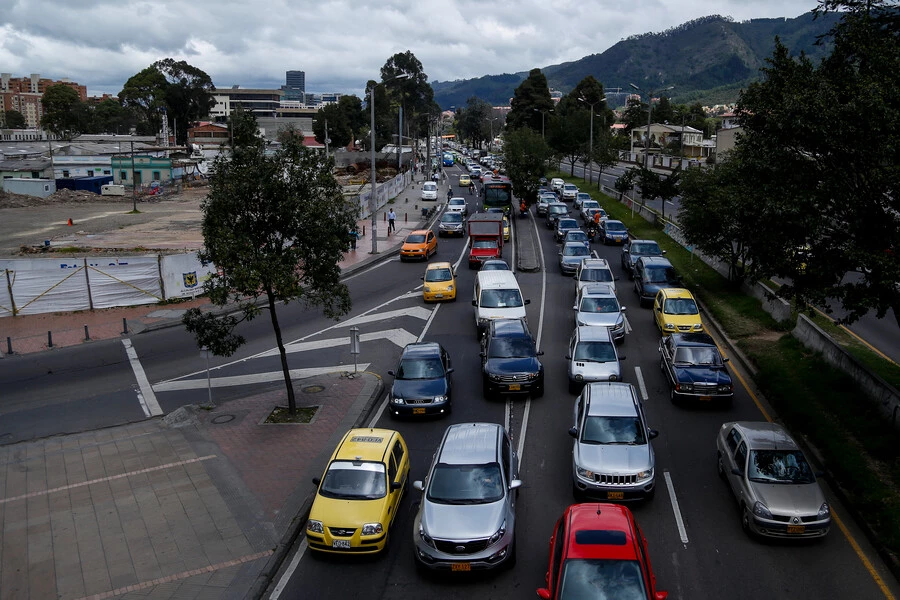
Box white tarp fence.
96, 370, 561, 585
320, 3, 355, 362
357, 171, 412, 219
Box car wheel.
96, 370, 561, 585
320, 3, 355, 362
533, 385, 545, 398
717, 452, 727, 480
670, 387, 680, 406
505, 537, 517, 569
645, 486, 656, 501
741, 504, 756, 538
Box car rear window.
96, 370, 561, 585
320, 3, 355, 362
574, 530, 627, 545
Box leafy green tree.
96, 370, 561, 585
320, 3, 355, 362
313, 102, 352, 149
621, 97, 647, 134
381, 51, 434, 146
506, 68, 554, 132
614, 167, 639, 203
456, 96, 493, 148
154, 58, 216, 145
654, 96, 676, 124
40, 84, 84, 139
547, 109, 589, 175
636, 167, 680, 223
90, 98, 139, 134
502, 126, 552, 205
119, 67, 169, 134
362, 80, 394, 151
182, 109, 360, 413
4, 110, 26, 129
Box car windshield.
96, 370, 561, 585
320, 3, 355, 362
673, 346, 722, 366
580, 297, 620, 313
577, 194, 591, 201
564, 245, 590, 257
425, 268, 452, 282
397, 357, 444, 379
631, 242, 661, 256
606, 222, 626, 232
644, 266, 677, 284
583, 201, 599, 208
558, 559, 648, 600
581, 416, 647, 445
489, 337, 536, 358
550, 206, 568, 214
427, 463, 504, 504
559, 219, 578, 229
473, 240, 499, 249
567, 232, 588, 242
319, 461, 387, 500
406, 234, 426, 244
748, 450, 815, 484
480, 289, 524, 308
424, 183, 436, 191
663, 298, 699, 315
564, 185, 577, 191
442, 213, 462, 223
579, 268, 613, 283
573, 341, 617, 363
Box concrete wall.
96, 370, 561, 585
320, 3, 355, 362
793, 314, 900, 432
742, 280, 792, 324
1, 177, 55, 198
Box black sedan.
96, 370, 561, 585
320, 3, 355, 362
659, 333, 734, 406
480, 318, 544, 400
387, 342, 454, 417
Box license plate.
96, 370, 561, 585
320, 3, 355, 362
787, 525, 805, 534
413, 407, 426, 415
332, 539, 351, 549
435, 294, 443, 298
699, 396, 713, 402
508, 384, 521, 391
607, 491, 625, 500
451, 562, 471, 572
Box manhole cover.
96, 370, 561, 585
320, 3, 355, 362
211, 414, 235, 424
302, 385, 325, 393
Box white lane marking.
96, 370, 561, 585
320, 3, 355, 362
505, 398, 511, 433
122, 339, 163, 417
634, 366, 649, 401
257, 328, 418, 357
664, 471, 689, 544
152, 364, 370, 392
270, 539, 308, 600
336, 306, 432, 328
417, 303, 441, 343
623, 314, 632, 335
516, 211, 547, 464
343, 257, 395, 282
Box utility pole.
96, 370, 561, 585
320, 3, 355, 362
324, 119, 330, 156
629, 83, 675, 170
579, 95, 608, 187
130, 140, 137, 212
398, 104, 403, 173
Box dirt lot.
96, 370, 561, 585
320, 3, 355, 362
0, 186, 208, 257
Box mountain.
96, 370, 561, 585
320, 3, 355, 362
432, 11, 841, 108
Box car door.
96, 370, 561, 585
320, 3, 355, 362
660, 337, 676, 387
427, 232, 436, 255
728, 439, 749, 501
547, 517, 567, 597
386, 439, 406, 527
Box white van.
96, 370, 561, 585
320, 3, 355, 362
472, 270, 530, 337
421, 181, 438, 201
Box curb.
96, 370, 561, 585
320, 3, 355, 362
245, 375, 385, 600
514, 212, 542, 273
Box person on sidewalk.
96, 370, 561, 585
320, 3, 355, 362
348, 228, 359, 250
388, 209, 396, 234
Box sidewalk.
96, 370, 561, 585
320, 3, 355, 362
0, 177, 453, 600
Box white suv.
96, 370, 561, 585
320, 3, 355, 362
421, 182, 438, 201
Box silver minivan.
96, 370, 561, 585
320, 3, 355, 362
413, 422, 521, 571
566, 326, 624, 393
569, 382, 658, 500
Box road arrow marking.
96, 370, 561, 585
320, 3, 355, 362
335, 306, 432, 328
151, 364, 371, 392
254, 328, 418, 357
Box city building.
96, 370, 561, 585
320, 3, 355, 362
1, 73, 88, 129
210, 87, 284, 120
630, 123, 706, 158
282, 70, 306, 102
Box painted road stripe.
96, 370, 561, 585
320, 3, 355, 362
152, 364, 370, 392
335, 306, 432, 328
634, 366, 649, 401
270, 539, 307, 600
122, 339, 163, 417
0, 455, 216, 504
664, 471, 689, 544
257, 328, 418, 357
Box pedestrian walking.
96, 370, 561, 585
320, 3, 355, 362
348, 228, 359, 250
388, 209, 396, 234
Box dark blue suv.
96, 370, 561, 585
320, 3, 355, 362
388, 342, 454, 417
659, 333, 734, 406
480, 319, 544, 400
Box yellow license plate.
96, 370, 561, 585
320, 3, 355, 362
451, 562, 471, 572
787, 525, 805, 534
508, 384, 521, 391
607, 491, 625, 500
435, 294, 443, 298
699, 396, 712, 402
413, 408, 426, 414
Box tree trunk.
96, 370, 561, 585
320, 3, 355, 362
267, 289, 297, 413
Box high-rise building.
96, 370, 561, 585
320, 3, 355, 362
282, 70, 306, 102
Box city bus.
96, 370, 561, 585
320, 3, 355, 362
480, 174, 513, 213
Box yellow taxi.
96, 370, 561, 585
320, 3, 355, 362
459, 174, 472, 187
422, 261, 457, 302
400, 229, 437, 261
653, 288, 704, 335
502, 216, 510, 241
306, 428, 410, 555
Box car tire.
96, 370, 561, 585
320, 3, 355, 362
645, 486, 656, 501
505, 537, 517, 569
741, 504, 755, 537
572, 482, 584, 500
533, 385, 545, 399
717, 452, 727, 480
670, 387, 680, 406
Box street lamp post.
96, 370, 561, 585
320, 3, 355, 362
533, 108, 553, 139
629, 83, 674, 170
578, 95, 608, 187
369, 74, 411, 254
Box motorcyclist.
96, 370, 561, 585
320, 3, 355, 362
519, 200, 527, 217
447, 187, 453, 201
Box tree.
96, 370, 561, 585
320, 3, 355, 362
40, 84, 84, 139
614, 168, 639, 202
182, 109, 360, 413
654, 96, 676, 124
636, 167, 680, 223
90, 98, 139, 134
502, 126, 552, 206
547, 109, 589, 175
621, 97, 648, 135
154, 58, 216, 145
456, 96, 493, 148
4, 110, 26, 129
119, 67, 169, 134
505, 68, 554, 132
313, 102, 353, 149
381, 51, 434, 150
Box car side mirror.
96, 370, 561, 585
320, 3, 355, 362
654, 592, 669, 600
413, 481, 425, 491
731, 468, 742, 476
648, 429, 659, 440
621, 306, 627, 312
525, 299, 531, 305
537, 589, 552, 600
312, 477, 321, 486
565, 354, 571, 359
656, 307, 662, 312
509, 479, 522, 490
623, 248, 629, 253
391, 481, 403, 491
446, 367, 455, 374
387, 370, 395, 377
662, 250, 667, 254
472, 300, 477, 306
537, 350, 544, 356
723, 357, 730, 363
573, 306, 577, 311
619, 355, 627, 360
568, 427, 578, 438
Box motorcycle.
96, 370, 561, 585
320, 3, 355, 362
587, 222, 599, 241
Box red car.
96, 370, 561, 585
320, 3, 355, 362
537, 503, 667, 600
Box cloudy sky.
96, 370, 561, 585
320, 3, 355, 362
1, 0, 819, 98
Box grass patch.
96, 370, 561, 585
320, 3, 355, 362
264, 406, 318, 424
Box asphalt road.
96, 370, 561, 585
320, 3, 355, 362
2, 163, 897, 599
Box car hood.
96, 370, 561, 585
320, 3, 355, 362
309, 495, 385, 527
752, 482, 826, 516
575, 443, 653, 473
392, 378, 448, 400
673, 365, 731, 386
485, 357, 541, 375
421, 498, 506, 540
576, 313, 622, 328
561, 255, 588, 266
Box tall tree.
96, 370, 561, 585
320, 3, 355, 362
506, 68, 554, 132
502, 126, 552, 205
154, 58, 216, 145
4, 110, 27, 129
313, 102, 352, 149
118, 66, 169, 134
40, 84, 83, 139
182, 109, 360, 413
381, 51, 434, 148
456, 96, 493, 148
621, 96, 647, 134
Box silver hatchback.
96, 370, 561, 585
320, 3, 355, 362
413, 422, 521, 571
573, 283, 627, 341
566, 326, 625, 393
569, 382, 657, 501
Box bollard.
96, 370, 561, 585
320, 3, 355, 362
48, 331, 53, 348
6, 336, 12, 355
122, 318, 128, 335
405, 213, 408, 222
84, 324, 91, 341
363, 225, 366, 237
384, 212, 386, 221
